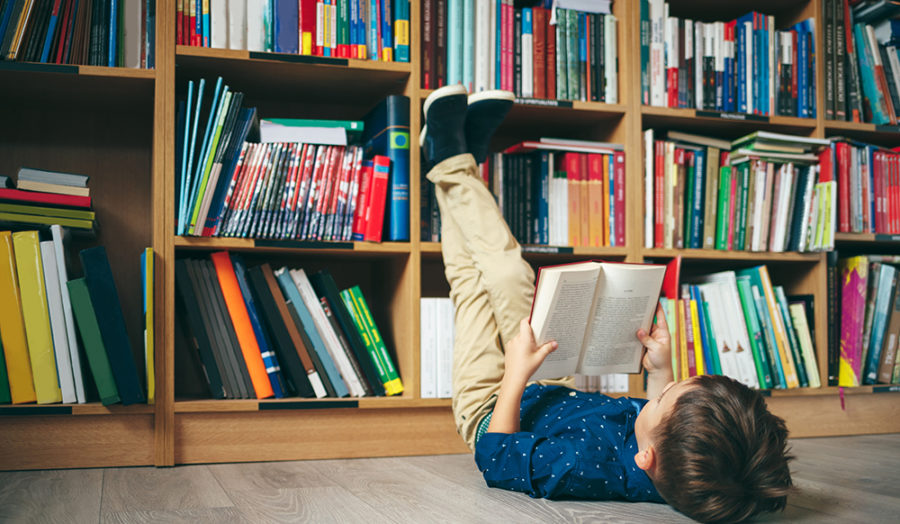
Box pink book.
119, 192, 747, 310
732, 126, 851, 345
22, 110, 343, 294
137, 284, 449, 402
614, 150, 626, 247
504, 1, 514, 91
839, 256, 869, 387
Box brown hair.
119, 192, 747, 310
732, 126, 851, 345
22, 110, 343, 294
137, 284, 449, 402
652, 375, 794, 524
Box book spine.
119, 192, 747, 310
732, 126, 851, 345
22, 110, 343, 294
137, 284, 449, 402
345, 285, 403, 395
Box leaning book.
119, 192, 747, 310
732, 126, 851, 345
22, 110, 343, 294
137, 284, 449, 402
529, 261, 666, 381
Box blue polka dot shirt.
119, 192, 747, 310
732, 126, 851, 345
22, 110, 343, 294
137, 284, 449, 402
474, 384, 664, 502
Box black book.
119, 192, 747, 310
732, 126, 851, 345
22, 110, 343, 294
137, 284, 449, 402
24, 0, 50, 62
879, 45, 900, 120
79, 246, 144, 404
309, 270, 385, 396
175, 259, 226, 399
285, 299, 337, 397
835, 0, 847, 120
514, 9, 522, 97
825, 0, 835, 119
246, 264, 316, 398
523, 154, 534, 245
594, 13, 605, 103
787, 165, 813, 252
844, 0, 865, 121
185, 258, 238, 398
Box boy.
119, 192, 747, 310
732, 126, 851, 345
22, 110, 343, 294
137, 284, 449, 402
421, 84, 794, 523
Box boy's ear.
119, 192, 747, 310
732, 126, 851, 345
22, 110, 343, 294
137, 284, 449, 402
634, 446, 656, 473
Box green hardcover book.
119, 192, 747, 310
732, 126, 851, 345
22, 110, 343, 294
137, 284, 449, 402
734, 162, 750, 251
683, 151, 695, 247
339, 287, 390, 392
0, 212, 93, 230
67, 278, 121, 405
715, 166, 731, 250
736, 276, 774, 389
0, 203, 96, 221
565, 9, 579, 101
556, 8, 568, 100
0, 336, 11, 403
340, 286, 403, 396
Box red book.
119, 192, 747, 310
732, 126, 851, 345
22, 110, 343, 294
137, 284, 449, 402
893, 153, 899, 233
579, 154, 590, 247
421, 0, 435, 88
546, 10, 556, 99
614, 150, 626, 247
0, 188, 91, 208
364, 155, 391, 242
177, 0, 184, 45
654, 141, 665, 248
352, 160, 374, 240
564, 153, 581, 247
587, 153, 604, 247
189, 0, 198, 46
533, 7, 546, 99
435, 0, 446, 86
54, 0, 74, 63
501, 1, 511, 91
836, 142, 851, 232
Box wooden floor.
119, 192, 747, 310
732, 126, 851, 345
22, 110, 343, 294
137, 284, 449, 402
1, 434, 897, 523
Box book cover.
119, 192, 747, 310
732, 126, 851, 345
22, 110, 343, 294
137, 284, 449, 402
0, 230, 36, 404
839, 256, 868, 386
363, 155, 390, 242
67, 277, 121, 405
341, 285, 403, 395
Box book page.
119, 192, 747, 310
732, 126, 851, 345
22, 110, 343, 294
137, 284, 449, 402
579, 264, 666, 375
530, 264, 600, 381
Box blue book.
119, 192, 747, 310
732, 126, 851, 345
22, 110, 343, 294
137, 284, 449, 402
796, 19, 811, 118
203, 0, 211, 47
394, 0, 409, 62
274, 268, 349, 397
864, 265, 897, 384
538, 151, 550, 245
608, 154, 614, 245
368, 0, 379, 60
40, 1, 63, 63
448, 0, 462, 84
380, 0, 393, 60
204, 108, 256, 235
723, 30, 733, 112
273, 0, 299, 54
753, 286, 786, 388
108, 0, 118, 66
362, 95, 410, 241
185, 77, 225, 233
232, 256, 286, 398
146, 0, 155, 68
855, 23, 891, 124
462, 0, 474, 90
180, 79, 205, 235
640, 0, 650, 104
350, 0, 359, 52
689, 148, 706, 249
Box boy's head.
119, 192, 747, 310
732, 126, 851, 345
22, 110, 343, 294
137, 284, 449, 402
633, 375, 794, 523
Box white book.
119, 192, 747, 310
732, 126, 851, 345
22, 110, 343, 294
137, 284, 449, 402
694, 21, 704, 110
246, 0, 267, 52
463, 0, 475, 92
437, 299, 455, 398
210, 0, 228, 49
554, 0, 611, 14
122, 1, 142, 68
521, 8, 534, 98
40, 241, 76, 404
695, 276, 759, 389
488, 0, 497, 90
258, 120, 347, 145
604, 14, 617, 104
796, 165, 816, 253
665, 17, 679, 107
474, 0, 491, 93
420, 298, 437, 399
643, 128, 654, 248
529, 261, 665, 381
750, 160, 766, 251
648, 0, 665, 106
50, 226, 85, 404
289, 269, 365, 397
227, 0, 247, 50
715, 22, 725, 108
744, 20, 753, 114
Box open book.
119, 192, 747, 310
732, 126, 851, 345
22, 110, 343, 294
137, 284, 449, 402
529, 261, 666, 381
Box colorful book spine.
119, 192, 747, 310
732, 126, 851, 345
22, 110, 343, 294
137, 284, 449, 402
341, 285, 403, 395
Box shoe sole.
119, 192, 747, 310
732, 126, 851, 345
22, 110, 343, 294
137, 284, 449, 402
423, 84, 468, 117
467, 89, 516, 105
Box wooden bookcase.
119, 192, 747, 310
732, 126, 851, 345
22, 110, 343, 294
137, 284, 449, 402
1, 0, 899, 471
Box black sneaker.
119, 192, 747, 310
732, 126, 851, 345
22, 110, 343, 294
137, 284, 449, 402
420, 84, 469, 172
465, 90, 515, 164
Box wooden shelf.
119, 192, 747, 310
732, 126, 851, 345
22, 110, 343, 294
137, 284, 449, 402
823, 119, 900, 145
174, 396, 450, 413
174, 236, 412, 256
768, 385, 900, 398
420, 242, 630, 259
835, 232, 900, 245
0, 403, 154, 416
0, 62, 155, 105
641, 105, 818, 138
641, 247, 823, 262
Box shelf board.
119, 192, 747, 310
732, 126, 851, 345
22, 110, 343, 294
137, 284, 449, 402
0, 403, 154, 416
768, 385, 900, 397
835, 232, 900, 245
641, 106, 817, 137
0, 62, 155, 105
823, 119, 900, 145
174, 236, 411, 255
420, 242, 629, 258
641, 247, 823, 262
174, 396, 447, 413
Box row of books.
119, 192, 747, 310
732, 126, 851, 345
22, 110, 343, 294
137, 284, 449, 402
0, 167, 95, 232
419, 297, 453, 399
176, 0, 410, 62
829, 138, 900, 234
0, 229, 150, 406
175, 252, 402, 399
0, 0, 155, 68
421, 0, 618, 103
421, 138, 626, 247
838, 255, 900, 386
640, 1, 816, 117
823, 0, 900, 124
664, 261, 820, 390
573, 373, 628, 394
643, 130, 836, 253
176, 77, 410, 242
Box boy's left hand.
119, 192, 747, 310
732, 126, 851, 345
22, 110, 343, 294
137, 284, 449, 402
637, 303, 673, 377
503, 318, 558, 386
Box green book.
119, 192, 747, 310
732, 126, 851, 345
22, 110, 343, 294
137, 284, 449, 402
556, 8, 568, 100
0, 202, 96, 221
684, 153, 695, 247
697, 298, 722, 376
715, 166, 731, 250
189, 89, 232, 233
736, 276, 774, 389
0, 212, 93, 230
775, 286, 809, 388
340, 286, 403, 396
67, 278, 120, 405
0, 336, 11, 403
566, 9, 580, 101
734, 162, 750, 251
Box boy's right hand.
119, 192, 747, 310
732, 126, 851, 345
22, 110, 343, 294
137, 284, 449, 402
503, 318, 558, 387
637, 303, 673, 378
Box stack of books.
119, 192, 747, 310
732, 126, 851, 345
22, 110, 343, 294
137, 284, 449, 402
176, 0, 411, 62
640, 2, 816, 117
825, 138, 900, 235
422, 0, 618, 103
421, 138, 626, 247
175, 252, 403, 400
0, 167, 95, 232
664, 262, 820, 390
643, 130, 836, 253
822, 0, 900, 124
837, 255, 900, 387
0, 0, 155, 68
0, 233, 148, 406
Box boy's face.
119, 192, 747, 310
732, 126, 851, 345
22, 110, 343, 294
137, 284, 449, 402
634, 378, 696, 453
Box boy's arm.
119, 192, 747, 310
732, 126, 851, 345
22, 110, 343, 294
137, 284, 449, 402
638, 303, 675, 400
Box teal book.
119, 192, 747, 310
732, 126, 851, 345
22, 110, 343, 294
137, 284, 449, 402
864, 265, 897, 384
0, 336, 10, 403
462, 0, 473, 89
854, 23, 891, 124
775, 286, 810, 388
393, 0, 410, 62
752, 285, 787, 388
698, 297, 722, 375
736, 276, 774, 389
447, 0, 463, 85
67, 278, 121, 405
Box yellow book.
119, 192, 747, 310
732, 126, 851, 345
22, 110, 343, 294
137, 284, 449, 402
677, 299, 689, 381
759, 266, 800, 389
13, 231, 61, 404
0, 231, 36, 404
689, 299, 705, 376
143, 248, 155, 404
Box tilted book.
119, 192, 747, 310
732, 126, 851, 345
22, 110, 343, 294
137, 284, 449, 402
529, 261, 666, 381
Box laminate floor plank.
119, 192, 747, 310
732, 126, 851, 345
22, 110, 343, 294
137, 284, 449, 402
0, 469, 102, 524
100, 507, 249, 524
101, 465, 232, 513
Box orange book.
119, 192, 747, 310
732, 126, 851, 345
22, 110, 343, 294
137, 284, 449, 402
579, 154, 590, 247
565, 153, 581, 246
210, 251, 275, 399
587, 154, 605, 247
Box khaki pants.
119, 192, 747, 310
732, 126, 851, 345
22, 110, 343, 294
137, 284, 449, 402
427, 154, 572, 451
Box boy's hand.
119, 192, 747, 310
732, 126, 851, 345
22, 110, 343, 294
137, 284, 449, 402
503, 318, 558, 387
637, 303, 673, 378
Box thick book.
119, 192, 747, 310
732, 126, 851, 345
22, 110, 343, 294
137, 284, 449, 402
67, 277, 121, 405
0, 230, 37, 404
528, 261, 666, 381
79, 245, 145, 404
362, 95, 410, 242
